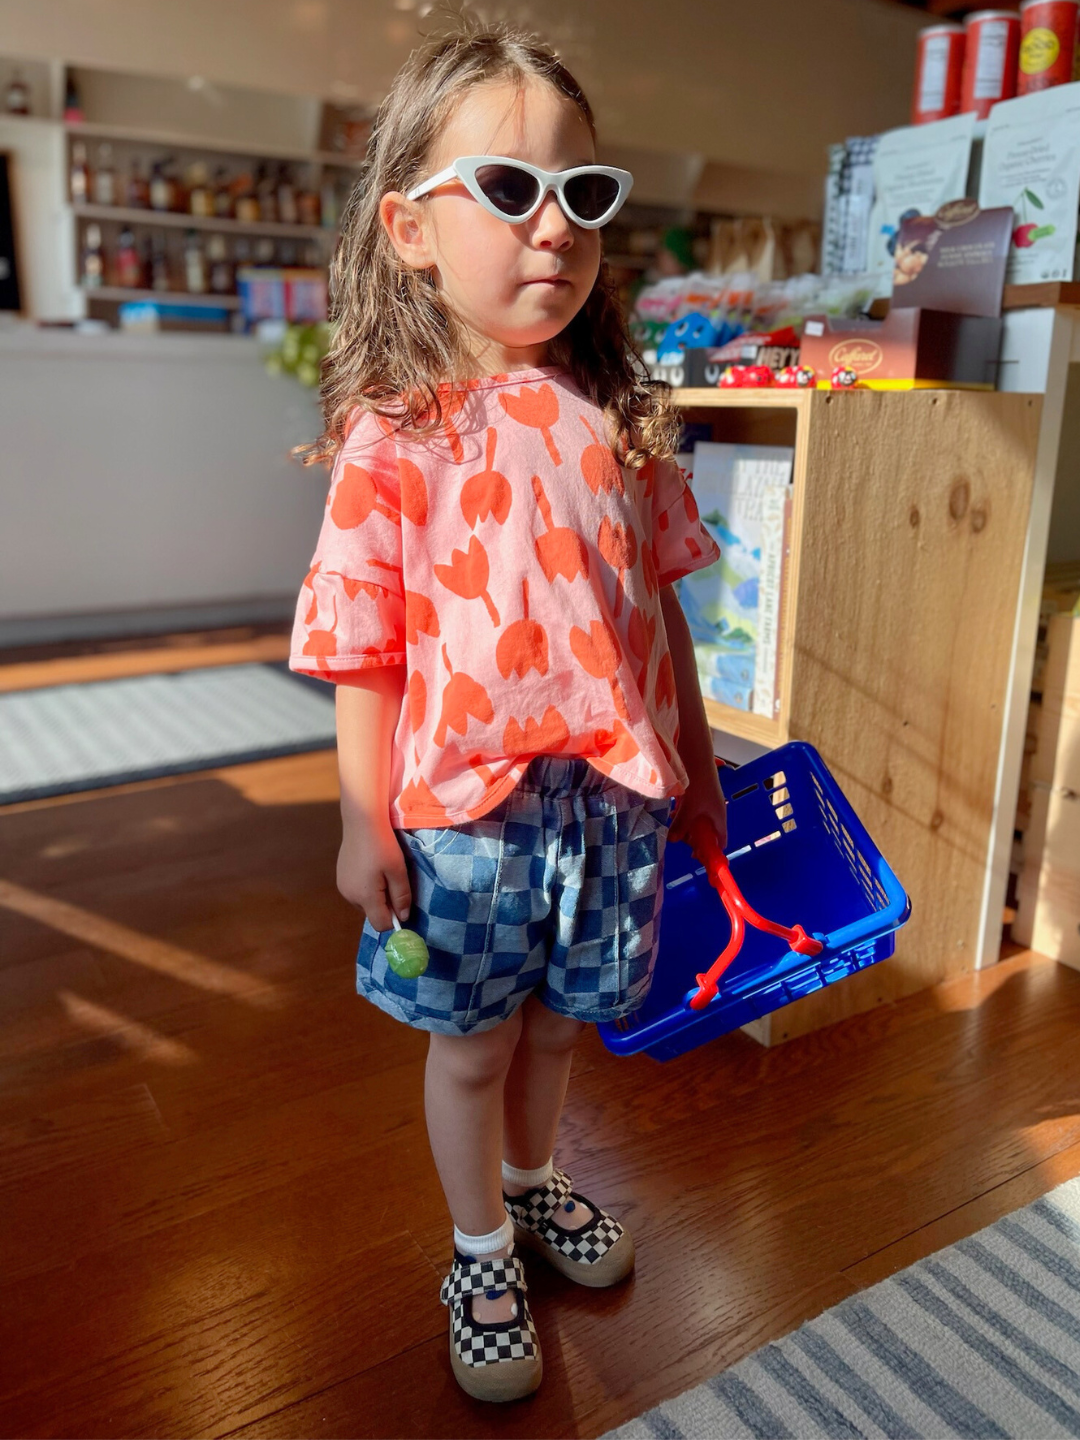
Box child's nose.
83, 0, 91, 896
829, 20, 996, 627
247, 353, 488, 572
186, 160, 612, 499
531, 192, 573, 248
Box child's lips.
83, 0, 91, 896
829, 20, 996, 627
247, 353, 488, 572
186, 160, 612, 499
525, 275, 571, 287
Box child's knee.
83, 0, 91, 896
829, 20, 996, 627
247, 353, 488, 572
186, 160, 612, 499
429, 1007, 523, 1087
522, 996, 585, 1053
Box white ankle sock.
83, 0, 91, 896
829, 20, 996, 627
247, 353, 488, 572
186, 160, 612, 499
453, 1214, 514, 1257
502, 1156, 554, 1190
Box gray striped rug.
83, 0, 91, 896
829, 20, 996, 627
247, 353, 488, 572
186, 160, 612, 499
0, 663, 336, 804
605, 1176, 1080, 1439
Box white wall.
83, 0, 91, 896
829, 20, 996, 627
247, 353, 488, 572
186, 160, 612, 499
0, 329, 327, 624
0, 0, 926, 192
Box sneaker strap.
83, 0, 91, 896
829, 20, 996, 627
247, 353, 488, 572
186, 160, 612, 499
439, 1252, 528, 1308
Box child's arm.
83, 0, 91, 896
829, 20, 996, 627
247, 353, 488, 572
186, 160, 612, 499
658, 584, 728, 850
334, 665, 414, 933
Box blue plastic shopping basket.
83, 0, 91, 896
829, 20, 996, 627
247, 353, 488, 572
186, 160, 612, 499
598, 740, 911, 1062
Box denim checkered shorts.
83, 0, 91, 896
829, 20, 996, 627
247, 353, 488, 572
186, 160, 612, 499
356, 754, 674, 1035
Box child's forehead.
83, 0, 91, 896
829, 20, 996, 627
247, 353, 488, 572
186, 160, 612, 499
429, 77, 594, 169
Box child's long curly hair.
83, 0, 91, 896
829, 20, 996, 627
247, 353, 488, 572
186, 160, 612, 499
299, 14, 682, 470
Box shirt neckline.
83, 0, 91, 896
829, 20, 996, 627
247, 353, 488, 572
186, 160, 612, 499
436, 364, 569, 392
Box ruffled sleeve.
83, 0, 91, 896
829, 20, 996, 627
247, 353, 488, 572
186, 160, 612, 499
289, 408, 406, 679
650, 455, 721, 587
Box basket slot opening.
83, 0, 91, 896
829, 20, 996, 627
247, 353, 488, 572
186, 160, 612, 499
730, 783, 758, 801
754, 830, 782, 847
765, 771, 786, 789
775, 802, 793, 819
782, 819, 796, 832
728, 844, 752, 859
770, 786, 790, 805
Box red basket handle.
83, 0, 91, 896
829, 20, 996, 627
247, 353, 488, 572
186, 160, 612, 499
686, 814, 823, 1011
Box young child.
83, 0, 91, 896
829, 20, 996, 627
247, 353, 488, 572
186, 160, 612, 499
289, 19, 727, 1405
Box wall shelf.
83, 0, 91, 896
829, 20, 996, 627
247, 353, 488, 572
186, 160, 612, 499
72, 202, 330, 243
65, 120, 364, 170
81, 285, 242, 309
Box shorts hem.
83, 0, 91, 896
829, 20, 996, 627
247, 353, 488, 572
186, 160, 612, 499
536, 989, 653, 1026
356, 974, 531, 1036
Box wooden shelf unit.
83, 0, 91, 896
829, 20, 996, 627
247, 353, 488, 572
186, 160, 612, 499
80, 285, 242, 309
72, 202, 330, 243
673, 386, 1042, 1043
64, 120, 364, 170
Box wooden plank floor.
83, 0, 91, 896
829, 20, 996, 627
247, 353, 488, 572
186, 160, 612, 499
2, 639, 1080, 1438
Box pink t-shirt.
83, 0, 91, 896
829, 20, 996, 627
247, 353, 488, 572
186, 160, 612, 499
289, 364, 721, 827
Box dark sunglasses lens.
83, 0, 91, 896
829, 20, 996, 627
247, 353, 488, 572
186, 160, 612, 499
474, 164, 540, 217
564, 172, 620, 222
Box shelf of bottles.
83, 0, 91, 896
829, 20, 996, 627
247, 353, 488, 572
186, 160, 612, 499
69, 127, 355, 321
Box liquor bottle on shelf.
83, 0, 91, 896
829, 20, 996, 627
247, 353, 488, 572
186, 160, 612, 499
184, 230, 208, 293
297, 185, 321, 227
126, 158, 150, 209
277, 166, 299, 225
256, 163, 278, 223
213, 166, 233, 219
234, 173, 259, 223
116, 225, 142, 288
92, 144, 117, 206
139, 233, 154, 289
63, 72, 83, 123
188, 162, 213, 218
254, 237, 276, 265
207, 234, 233, 294
82, 223, 105, 288
5, 68, 30, 116
150, 234, 170, 291
167, 158, 187, 214
320, 173, 339, 230
70, 140, 90, 205
149, 159, 174, 213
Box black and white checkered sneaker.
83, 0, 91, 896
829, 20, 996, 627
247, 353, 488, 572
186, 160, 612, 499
503, 1167, 636, 1287
439, 1247, 542, 1402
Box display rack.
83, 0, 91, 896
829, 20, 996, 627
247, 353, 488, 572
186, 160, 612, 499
673, 382, 1045, 1044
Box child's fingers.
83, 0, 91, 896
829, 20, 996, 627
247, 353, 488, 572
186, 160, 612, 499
385, 863, 414, 929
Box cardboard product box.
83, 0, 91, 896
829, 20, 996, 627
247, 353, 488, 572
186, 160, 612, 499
799, 308, 1002, 389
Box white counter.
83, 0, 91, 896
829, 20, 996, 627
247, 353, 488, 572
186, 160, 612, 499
0, 326, 328, 641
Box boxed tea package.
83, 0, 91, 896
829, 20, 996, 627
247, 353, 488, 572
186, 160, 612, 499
866, 113, 978, 276
978, 82, 1080, 284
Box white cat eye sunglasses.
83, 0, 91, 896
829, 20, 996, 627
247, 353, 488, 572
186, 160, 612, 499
405, 155, 634, 229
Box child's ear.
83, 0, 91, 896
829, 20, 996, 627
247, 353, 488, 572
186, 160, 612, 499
379, 192, 435, 273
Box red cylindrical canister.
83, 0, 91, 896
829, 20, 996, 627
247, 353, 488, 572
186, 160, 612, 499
1019, 0, 1079, 92
961, 11, 1021, 116
912, 24, 966, 123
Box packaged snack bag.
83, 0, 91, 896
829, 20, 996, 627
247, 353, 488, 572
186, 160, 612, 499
866, 113, 978, 276
978, 82, 1080, 283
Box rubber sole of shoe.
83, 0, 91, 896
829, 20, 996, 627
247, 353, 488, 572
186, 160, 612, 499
448, 1329, 543, 1402
511, 1221, 636, 1287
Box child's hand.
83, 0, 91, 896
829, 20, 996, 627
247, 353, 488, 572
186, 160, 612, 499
337, 822, 414, 934
668, 769, 728, 853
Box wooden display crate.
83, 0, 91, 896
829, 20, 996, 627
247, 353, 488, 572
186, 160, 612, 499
1012, 601, 1080, 968
672, 386, 1042, 1042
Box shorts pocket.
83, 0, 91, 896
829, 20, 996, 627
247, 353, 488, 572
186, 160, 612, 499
397, 824, 457, 859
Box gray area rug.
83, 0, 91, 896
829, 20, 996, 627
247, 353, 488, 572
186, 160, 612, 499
0, 663, 336, 804
604, 1175, 1080, 1439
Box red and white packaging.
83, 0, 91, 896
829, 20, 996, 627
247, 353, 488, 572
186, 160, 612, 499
912, 24, 966, 124
1018, 0, 1080, 92
961, 11, 1021, 117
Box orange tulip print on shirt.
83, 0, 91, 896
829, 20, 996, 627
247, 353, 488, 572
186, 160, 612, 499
289, 364, 721, 827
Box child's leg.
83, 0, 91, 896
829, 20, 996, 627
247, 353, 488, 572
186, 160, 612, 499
502, 994, 594, 1229
424, 1004, 524, 1323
